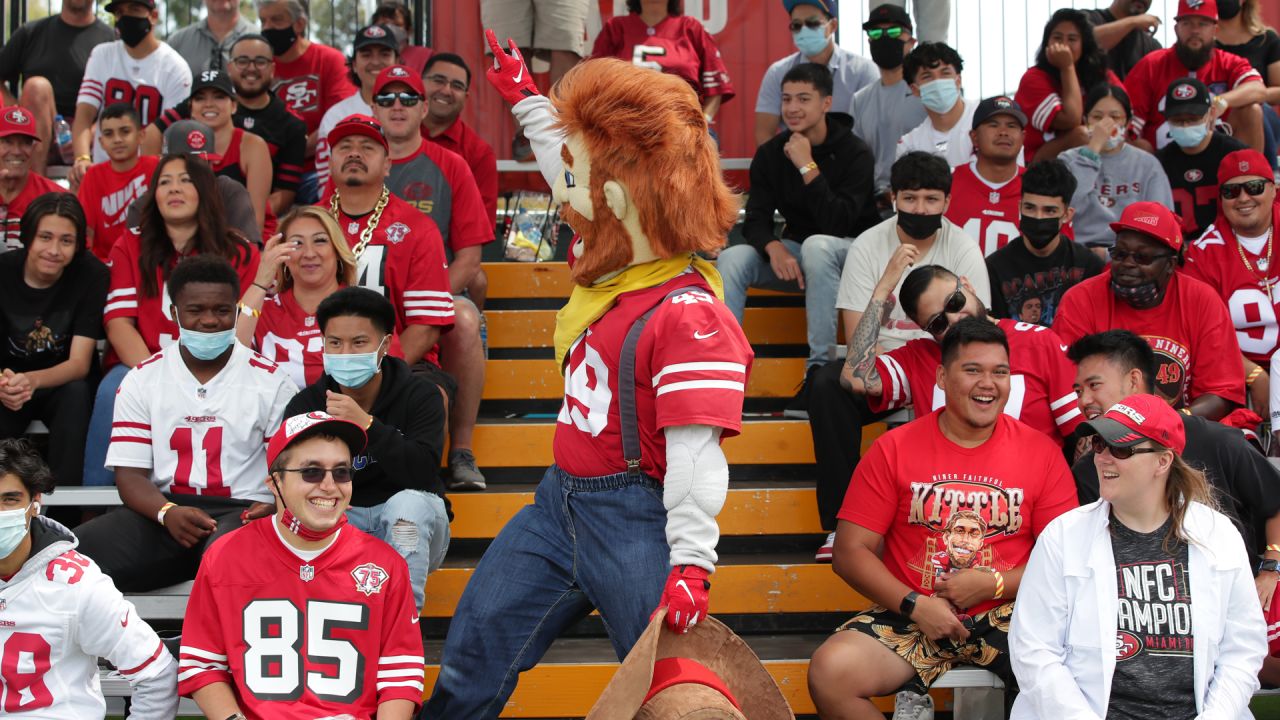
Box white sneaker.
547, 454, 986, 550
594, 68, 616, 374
893, 690, 935, 720
815, 532, 836, 563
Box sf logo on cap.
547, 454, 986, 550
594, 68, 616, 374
1241, 161, 1251, 172
4, 108, 30, 125
364, 25, 386, 37
187, 130, 206, 150
390, 67, 409, 77
1172, 83, 1195, 100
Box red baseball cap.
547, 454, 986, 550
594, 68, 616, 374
1082, 393, 1186, 454
1217, 148, 1272, 185
0, 106, 40, 140
1175, 0, 1217, 21
1109, 201, 1183, 252
373, 65, 425, 97
326, 114, 388, 152
267, 411, 367, 469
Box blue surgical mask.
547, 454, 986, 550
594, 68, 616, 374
918, 78, 960, 114
323, 336, 387, 389
793, 25, 830, 57
178, 324, 237, 360
1169, 121, 1209, 149
0, 503, 33, 559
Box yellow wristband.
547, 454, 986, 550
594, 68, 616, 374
75, 154, 91, 163
237, 302, 261, 318
156, 502, 177, 526
991, 570, 1005, 600
1267, 544, 1280, 554
1248, 367, 1265, 386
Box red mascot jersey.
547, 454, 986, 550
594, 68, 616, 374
554, 274, 754, 480
945, 162, 1023, 256
871, 319, 1082, 441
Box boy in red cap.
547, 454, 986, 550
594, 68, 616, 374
1054, 201, 1245, 419
0, 105, 66, 249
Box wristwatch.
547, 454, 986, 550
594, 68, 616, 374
899, 590, 920, 618
1260, 559, 1280, 574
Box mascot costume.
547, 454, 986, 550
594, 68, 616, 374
420, 34, 754, 719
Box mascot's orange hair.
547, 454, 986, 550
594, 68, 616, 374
552, 58, 739, 285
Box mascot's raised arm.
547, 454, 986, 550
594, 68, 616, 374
419, 33, 754, 720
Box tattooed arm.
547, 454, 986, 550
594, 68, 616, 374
838, 243, 921, 395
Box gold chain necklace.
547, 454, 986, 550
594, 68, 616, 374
329, 186, 390, 258
1236, 225, 1275, 296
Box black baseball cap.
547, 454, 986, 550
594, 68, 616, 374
104, 0, 155, 12
353, 24, 399, 53
1164, 77, 1211, 118
863, 3, 912, 31
190, 69, 236, 99
971, 95, 1027, 130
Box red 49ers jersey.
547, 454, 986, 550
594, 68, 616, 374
870, 319, 1082, 441
944, 162, 1023, 257
1183, 203, 1280, 365
554, 274, 754, 480
1126, 47, 1263, 150
178, 518, 425, 717
590, 14, 735, 101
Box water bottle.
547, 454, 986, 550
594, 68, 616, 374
54, 115, 74, 164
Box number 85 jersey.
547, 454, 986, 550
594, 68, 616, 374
178, 518, 426, 717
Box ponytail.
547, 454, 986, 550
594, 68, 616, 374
1163, 453, 1217, 553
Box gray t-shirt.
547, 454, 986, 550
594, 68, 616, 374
387, 150, 455, 258
755, 45, 878, 123
166, 16, 257, 75
1106, 516, 1196, 720
850, 79, 926, 195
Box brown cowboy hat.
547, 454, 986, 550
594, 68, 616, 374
586, 609, 794, 720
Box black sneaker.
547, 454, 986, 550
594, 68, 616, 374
783, 365, 819, 419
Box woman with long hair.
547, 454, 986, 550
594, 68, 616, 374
1011, 393, 1265, 719
1217, 0, 1280, 169
1015, 8, 1119, 162
83, 154, 261, 486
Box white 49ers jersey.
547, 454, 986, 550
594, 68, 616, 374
75, 40, 192, 163
107, 342, 296, 502
1184, 209, 1280, 366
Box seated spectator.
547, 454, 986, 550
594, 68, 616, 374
719, 62, 878, 417
1082, 0, 1162, 80
1011, 394, 1265, 719
421, 53, 499, 235
1125, 0, 1265, 152
373, 1, 433, 75
755, 0, 877, 146
283, 287, 449, 611
237, 205, 358, 388
0, 193, 108, 487
849, 3, 925, 211
1068, 330, 1280, 605
986, 159, 1104, 325
1016, 9, 1120, 162
78, 103, 160, 261
177, 411, 425, 718
372, 65, 492, 490
74, 256, 295, 591
1184, 148, 1278, 416
0, 107, 68, 250
807, 318, 1078, 719
315, 24, 399, 188
1054, 201, 1245, 419
0, 0, 114, 176
1217, 0, 1280, 170
944, 95, 1026, 256
1160, 77, 1249, 240
896, 42, 979, 168
1060, 83, 1172, 252
0, 438, 178, 718
83, 152, 261, 487
167, 0, 257, 75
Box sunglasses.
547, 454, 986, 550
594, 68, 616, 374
789, 17, 828, 32
866, 27, 905, 40
1090, 435, 1163, 460
276, 466, 354, 483
230, 55, 272, 69
1108, 248, 1173, 265
1219, 179, 1271, 200
373, 91, 422, 108
922, 286, 966, 336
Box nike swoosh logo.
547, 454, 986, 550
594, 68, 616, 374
694, 329, 719, 340
411, 616, 419, 624
513, 65, 524, 84
676, 579, 695, 603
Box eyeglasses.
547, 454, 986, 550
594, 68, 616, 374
424, 74, 468, 92
922, 286, 967, 336
1108, 247, 1174, 265
1219, 179, 1271, 200
1090, 435, 1164, 460
789, 17, 828, 32
276, 466, 354, 483
230, 55, 272, 69
373, 91, 422, 108
866, 26, 905, 40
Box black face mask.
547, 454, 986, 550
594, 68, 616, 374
1217, 0, 1242, 20
262, 25, 299, 57
116, 15, 151, 48
896, 210, 943, 240
1020, 215, 1061, 250
869, 36, 905, 70
1111, 277, 1163, 307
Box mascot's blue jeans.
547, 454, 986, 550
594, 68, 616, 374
422, 464, 669, 720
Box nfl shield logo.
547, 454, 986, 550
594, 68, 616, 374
348, 221, 359, 235
300, 564, 315, 582
0, 598, 6, 611
989, 191, 1000, 204
243, 117, 255, 129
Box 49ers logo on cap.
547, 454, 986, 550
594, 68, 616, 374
1241, 161, 1251, 172
1111, 403, 1146, 425
1172, 83, 1196, 100
1131, 214, 1160, 228
187, 130, 206, 150
283, 410, 334, 436
4, 108, 30, 125
1186, 0, 1204, 7
389, 66, 409, 78
995, 97, 1013, 107
363, 25, 387, 37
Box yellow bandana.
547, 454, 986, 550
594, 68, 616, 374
554, 254, 723, 369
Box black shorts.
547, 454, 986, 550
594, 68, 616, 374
837, 602, 1015, 694
411, 359, 458, 410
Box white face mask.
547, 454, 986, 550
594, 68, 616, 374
0, 502, 34, 559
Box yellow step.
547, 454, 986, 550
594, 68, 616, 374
486, 306, 812, 349
482, 357, 806, 400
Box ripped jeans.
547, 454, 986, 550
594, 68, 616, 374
346, 490, 451, 612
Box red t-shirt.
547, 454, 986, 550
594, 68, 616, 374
1053, 269, 1245, 407
944, 162, 1023, 257
78, 156, 160, 261
1182, 201, 1280, 365
424, 117, 498, 226
1015, 66, 1122, 159
177, 518, 425, 716
838, 410, 1078, 615
1125, 47, 1262, 149
871, 319, 1083, 441
590, 15, 734, 102
386, 139, 492, 255
1, 172, 68, 250
554, 274, 754, 480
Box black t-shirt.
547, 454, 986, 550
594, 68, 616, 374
1159, 132, 1249, 243
0, 16, 115, 118
0, 250, 109, 373
1217, 30, 1280, 79
985, 235, 1105, 326
1084, 9, 1164, 80
1106, 516, 1196, 720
